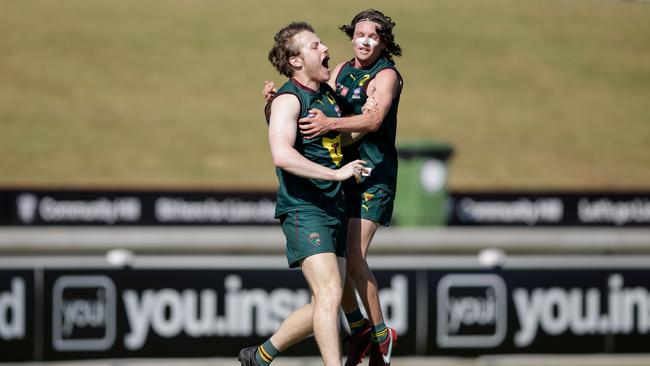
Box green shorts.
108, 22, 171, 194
279, 209, 347, 268
345, 183, 395, 226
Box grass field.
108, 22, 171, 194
1, 0, 649, 190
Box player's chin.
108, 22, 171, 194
318, 68, 330, 82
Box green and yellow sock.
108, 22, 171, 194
371, 322, 388, 343
345, 309, 368, 335
255, 340, 279, 366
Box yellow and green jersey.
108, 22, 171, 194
335, 56, 403, 191
265, 78, 345, 218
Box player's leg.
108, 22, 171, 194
346, 217, 382, 326
239, 210, 324, 366
302, 252, 344, 366
341, 218, 373, 366
239, 304, 312, 366
346, 185, 398, 365
261, 252, 345, 352
348, 218, 398, 366
341, 183, 396, 365
268, 301, 314, 349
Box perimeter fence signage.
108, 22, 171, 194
1, 264, 650, 361
1, 189, 648, 226
448, 191, 650, 226
0, 189, 278, 226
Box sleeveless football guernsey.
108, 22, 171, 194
266, 78, 345, 218
335, 56, 402, 191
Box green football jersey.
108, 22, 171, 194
266, 79, 345, 217
335, 56, 402, 191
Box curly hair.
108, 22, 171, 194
339, 9, 402, 63
268, 22, 315, 77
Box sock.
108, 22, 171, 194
255, 340, 279, 366
345, 309, 367, 335
371, 322, 388, 343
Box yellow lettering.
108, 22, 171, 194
322, 135, 343, 167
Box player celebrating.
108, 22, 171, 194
239, 21, 368, 366
264, 9, 403, 366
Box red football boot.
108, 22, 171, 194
368, 328, 398, 366
344, 323, 373, 366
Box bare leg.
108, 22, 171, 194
342, 218, 383, 326
268, 302, 314, 352
270, 257, 346, 351
301, 253, 345, 366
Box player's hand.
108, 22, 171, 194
262, 81, 277, 102
298, 109, 332, 139
361, 96, 379, 113
335, 160, 368, 183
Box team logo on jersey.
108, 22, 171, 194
309, 232, 321, 246
351, 87, 362, 100
335, 105, 341, 117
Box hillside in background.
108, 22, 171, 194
1, 0, 649, 190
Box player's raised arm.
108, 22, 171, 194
298, 68, 400, 139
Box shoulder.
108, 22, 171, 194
366, 67, 402, 98
333, 60, 348, 74
371, 67, 401, 89
329, 60, 350, 85
266, 92, 301, 123
375, 62, 403, 89
276, 79, 298, 93
375, 67, 399, 79
271, 93, 301, 111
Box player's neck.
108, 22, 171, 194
292, 74, 320, 92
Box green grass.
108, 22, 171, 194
1, 0, 649, 190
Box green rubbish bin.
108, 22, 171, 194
393, 141, 454, 226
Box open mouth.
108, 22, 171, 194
321, 56, 330, 68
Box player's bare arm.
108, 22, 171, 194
268, 94, 366, 182
341, 131, 366, 148
298, 68, 400, 139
